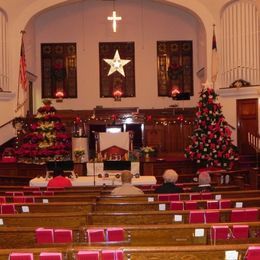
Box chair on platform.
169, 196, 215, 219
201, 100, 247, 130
232, 224, 249, 239
0, 196, 6, 203
1, 204, 17, 214
189, 210, 204, 223
39, 252, 62, 260
86, 228, 105, 243
207, 200, 219, 209
184, 201, 198, 210
35, 228, 54, 244
245, 246, 260, 260
170, 201, 184, 210
54, 229, 73, 243
205, 210, 220, 223
101, 250, 124, 260
219, 199, 231, 209
9, 253, 34, 260
106, 227, 125, 242
76, 251, 99, 260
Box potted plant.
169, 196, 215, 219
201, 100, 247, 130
74, 149, 85, 163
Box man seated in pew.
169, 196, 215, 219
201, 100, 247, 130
192, 171, 214, 192
47, 167, 72, 188
111, 170, 144, 195
155, 169, 183, 194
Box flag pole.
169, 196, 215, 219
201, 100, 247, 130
211, 24, 218, 89
15, 30, 27, 113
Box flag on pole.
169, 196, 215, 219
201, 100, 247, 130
211, 25, 218, 84
19, 33, 27, 91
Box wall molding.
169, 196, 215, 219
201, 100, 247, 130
0, 92, 15, 101
217, 86, 260, 97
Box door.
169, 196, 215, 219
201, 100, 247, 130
237, 99, 258, 155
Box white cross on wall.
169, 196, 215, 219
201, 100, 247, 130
107, 11, 122, 32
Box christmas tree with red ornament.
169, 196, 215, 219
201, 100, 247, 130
185, 87, 239, 169
16, 100, 71, 163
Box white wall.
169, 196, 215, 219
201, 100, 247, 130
32, 0, 204, 111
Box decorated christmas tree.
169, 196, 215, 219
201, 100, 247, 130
185, 87, 239, 169
16, 100, 71, 163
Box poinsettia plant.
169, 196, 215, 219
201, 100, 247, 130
16, 100, 71, 163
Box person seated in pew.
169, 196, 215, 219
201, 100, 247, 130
47, 167, 72, 188
111, 170, 144, 195
155, 169, 183, 194
192, 171, 214, 192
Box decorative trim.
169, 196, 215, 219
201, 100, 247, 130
0, 92, 15, 101
217, 85, 260, 97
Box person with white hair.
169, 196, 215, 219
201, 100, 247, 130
155, 169, 183, 194
111, 170, 144, 195
192, 171, 214, 192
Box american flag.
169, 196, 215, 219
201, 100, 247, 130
211, 26, 218, 84
19, 34, 27, 91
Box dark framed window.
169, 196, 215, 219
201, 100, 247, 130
99, 42, 135, 98
41, 43, 77, 98
157, 41, 193, 96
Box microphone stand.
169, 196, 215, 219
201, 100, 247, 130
93, 158, 96, 187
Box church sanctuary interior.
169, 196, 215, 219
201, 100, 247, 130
0, 0, 260, 259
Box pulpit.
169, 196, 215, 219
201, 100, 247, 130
88, 131, 138, 177
95, 131, 133, 160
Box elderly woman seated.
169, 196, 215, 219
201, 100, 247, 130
192, 171, 214, 192
155, 169, 183, 194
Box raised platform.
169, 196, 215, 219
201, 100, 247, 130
29, 176, 157, 187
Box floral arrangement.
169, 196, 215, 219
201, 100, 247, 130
141, 146, 155, 153
74, 149, 85, 157
74, 149, 85, 162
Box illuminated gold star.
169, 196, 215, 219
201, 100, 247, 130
103, 50, 131, 77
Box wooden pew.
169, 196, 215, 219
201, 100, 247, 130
0, 212, 87, 228
4, 194, 98, 203
95, 197, 260, 212
97, 190, 260, 203
0, 244, 257, 260
12, 202, 96, 214
87, 207, 260, 225
1, 222, 260, 248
